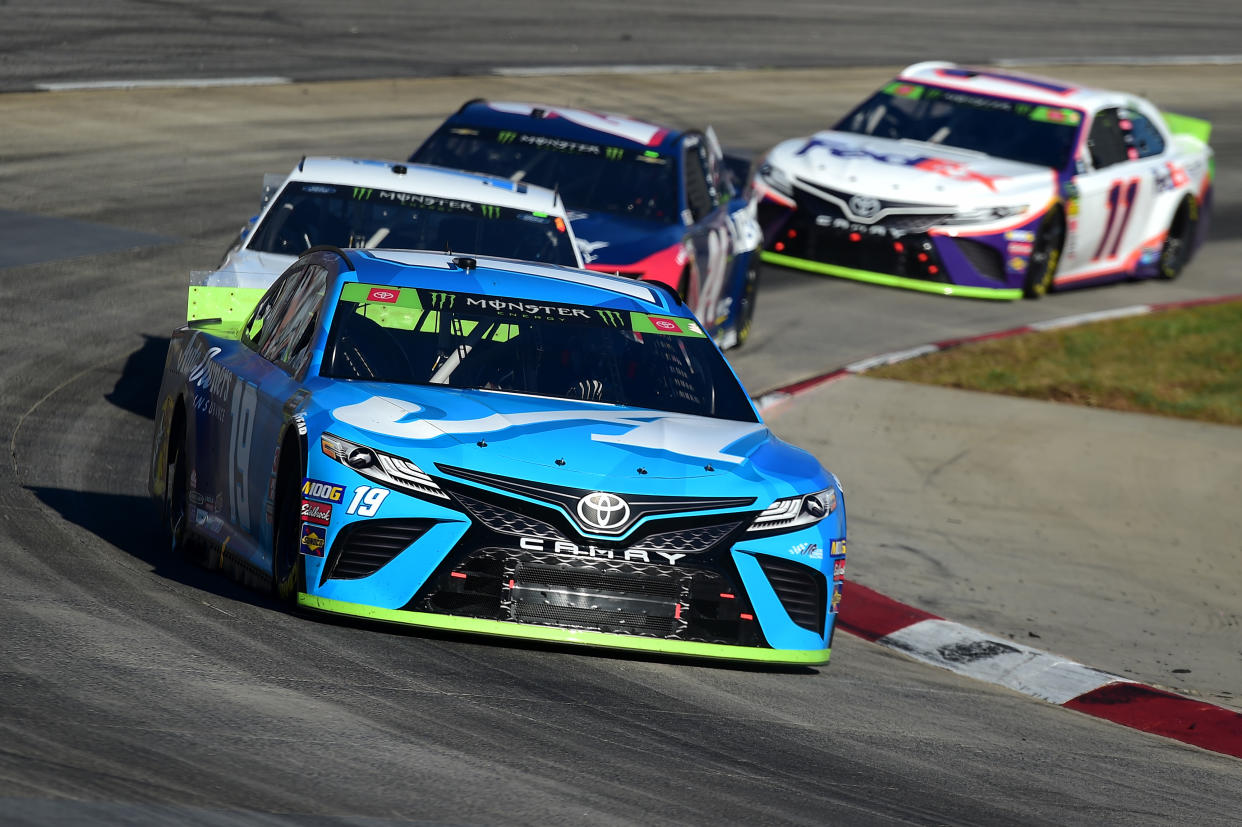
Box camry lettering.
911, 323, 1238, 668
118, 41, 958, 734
518, 536, 686, 566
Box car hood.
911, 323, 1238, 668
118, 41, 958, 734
768, 131, 1054, 207
307, 381, 825, 498
569, 212, 684, 269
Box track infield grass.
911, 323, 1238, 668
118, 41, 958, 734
868, 300, 1242, 426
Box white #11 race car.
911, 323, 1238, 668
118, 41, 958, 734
752, 62, 1214, 299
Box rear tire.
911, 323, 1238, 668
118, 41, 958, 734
1023, 210, 1065, 299
162, 431, 189, 557
1157, 196, 1198, 280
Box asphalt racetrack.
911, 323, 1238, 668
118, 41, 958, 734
2, 3, 1242, 824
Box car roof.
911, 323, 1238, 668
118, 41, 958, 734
285, 156, 567, 214
331, 248, 687, 315
443, 100, 686, 153
897, 61, 1136, 112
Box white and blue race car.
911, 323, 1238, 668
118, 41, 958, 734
152, 248, 848, 664
753, 62, 1214, 299
206, 156, 582, 291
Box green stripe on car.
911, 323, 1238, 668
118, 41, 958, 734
761, 251, 1024, 300
298, 593, 831, 665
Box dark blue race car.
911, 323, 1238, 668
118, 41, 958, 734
410, 101, 763, 349
151, 248, 845, 664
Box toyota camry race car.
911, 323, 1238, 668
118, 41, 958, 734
753, 62, 1214, 299
409, 100, 762, 348
151, 247, 847, 664
202, 156, 581, 294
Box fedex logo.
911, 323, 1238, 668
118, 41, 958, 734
796, 138, 1004, 192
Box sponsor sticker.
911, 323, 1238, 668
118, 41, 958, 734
649, 317, 683, 333
302, 478, 344, 504
1008, 256, 1029, 272
368, 288, 400, 303
1005, 230, 1035, 243
1007, 241, 1033, 257
833, 558, 846, 581
301, 499, 332, 526
831, 582, 844, 613
789, 541, 823, 561
300, 524, 326, 557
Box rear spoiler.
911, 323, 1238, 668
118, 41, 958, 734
186, 270, 266, 335
1161, 111, 1212, 145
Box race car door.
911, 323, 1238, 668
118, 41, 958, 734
232, 262, 328, 567
1064, 106, 1164, 279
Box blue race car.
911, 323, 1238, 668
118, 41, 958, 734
151, 247, 845, 664
409, 101, 763, 349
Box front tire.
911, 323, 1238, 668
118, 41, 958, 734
1158, 196, 1198, 280
271, 441, 306, 605
1023, 210, 1065, 299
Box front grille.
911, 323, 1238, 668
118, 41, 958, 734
515, 562, 680, 600
320, 519, 437, 583
512, 561, 680, 636
455, 491, 563, 539
631, 522, 741, 553
410, 544, 767, 647
514, 603, 676, 636
754, 554, 826, 634
769, 188, 949, 283
436, 463, 754, 538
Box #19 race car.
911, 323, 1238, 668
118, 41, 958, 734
151, 247, 847, 664
203, 156, 581, 293
753, 62, 1214, 299
409, 100, 763, 348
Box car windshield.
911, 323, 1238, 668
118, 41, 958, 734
246, 181, 579, 266
322, 283, 757, 422
412, 126, 680, 224
834, 81, 1083, 170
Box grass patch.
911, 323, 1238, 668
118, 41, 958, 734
869, 300, 1242, 426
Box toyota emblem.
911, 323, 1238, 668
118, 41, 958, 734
847, 194, 882, 220
576, 491, 631, 532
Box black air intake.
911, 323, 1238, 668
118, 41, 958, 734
754, 554, 826, 634
320, 519, 438, 583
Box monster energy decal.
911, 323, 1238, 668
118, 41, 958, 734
596, 309, 626, 328
426, 291, 456, 310
480, 204, 501, 219
337, 284, 706, 337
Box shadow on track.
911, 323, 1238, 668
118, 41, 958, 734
106, 335, 170, 420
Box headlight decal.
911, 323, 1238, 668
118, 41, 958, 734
747, 487, 837, 533
321, 433, 449, 500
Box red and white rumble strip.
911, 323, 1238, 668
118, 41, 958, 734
757, 294, 1242, 760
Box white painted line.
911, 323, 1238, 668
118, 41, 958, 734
36, 76, 292, 91
881, 619, 1129, 705
845, 344, 940, 373
1028, 304, 1151, 331
492, 64, 724, 77
995, 55, 1242, 67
